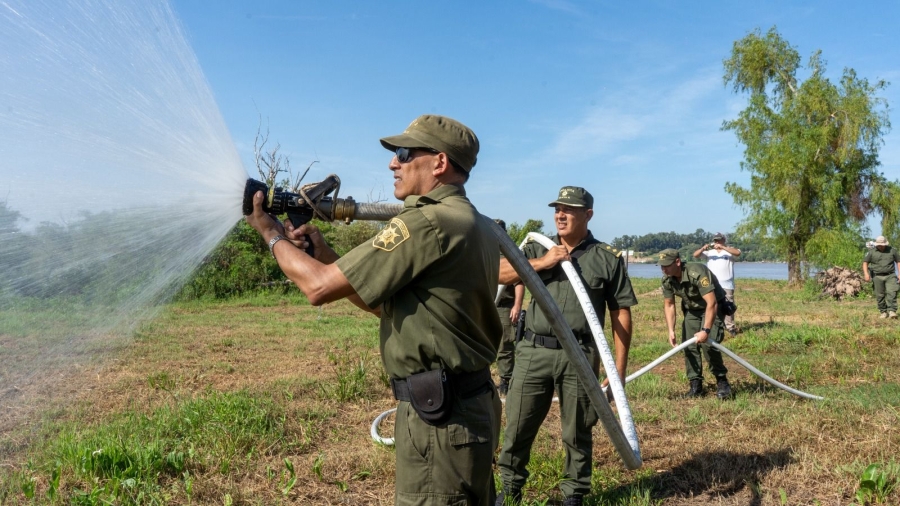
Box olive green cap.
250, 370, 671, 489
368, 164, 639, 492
657, 248, 681, 266
548, 186, 593, 209
380, 114, 479, 172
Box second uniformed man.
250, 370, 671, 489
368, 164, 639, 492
658, 248, 732, 399
862, 235, 900, 319
495, 186, 637, 506
246, 114, 502, 505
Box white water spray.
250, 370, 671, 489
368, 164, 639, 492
0, 0, 247, 435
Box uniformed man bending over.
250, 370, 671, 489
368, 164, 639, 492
494, 187, 637, 506
657, 248, 732, 399
246, 115, 502, 505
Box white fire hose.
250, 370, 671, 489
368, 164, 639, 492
373, 229, 642, 470
370, 225, 824, 465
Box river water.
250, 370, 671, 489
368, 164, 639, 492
625, 262, 790, 280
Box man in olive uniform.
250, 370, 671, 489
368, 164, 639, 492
495, 187, 637, 506
863, 235, 900, 318
658, 249, 731, 399
494, 219, 526, 395
246, 114, 502, 505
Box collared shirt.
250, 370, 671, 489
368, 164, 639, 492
523, 231, 637, 338
336, 184, 501, 378
864, 246, 900, 276
662, 262, 726, 311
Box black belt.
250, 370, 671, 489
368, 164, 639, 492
524, 330, 588, 349
390, 367, 491, 402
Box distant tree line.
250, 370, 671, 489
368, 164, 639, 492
610, 228, 782, 262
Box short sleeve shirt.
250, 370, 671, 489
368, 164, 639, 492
336, 184, 502, 378
662, 262, 726, 311
702, 249, 735, 290
523, 232, 637, 338
863, 246, 900, 276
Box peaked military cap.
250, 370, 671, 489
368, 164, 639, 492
380, 114, 479, 172
657, 248, 681, 266
548, 186, 593, 209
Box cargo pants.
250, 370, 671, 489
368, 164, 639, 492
497, 337, 600, 498
496, 302, 517, 383
682, 308, 727, 381
873, 273, 899, 313
394, 387, 501, 505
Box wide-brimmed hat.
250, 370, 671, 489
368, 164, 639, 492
657, 248, 681, 266
379, 114, 479, 172
874, 235, 890, 246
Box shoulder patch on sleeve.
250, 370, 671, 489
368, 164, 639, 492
372, 217, 410, 251
699, 276, 710, 287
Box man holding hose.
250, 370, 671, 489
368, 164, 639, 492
658, 248, 732, 399
246, 114, 502, 505
494, 186, 636, 506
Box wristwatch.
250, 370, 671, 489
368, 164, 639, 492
268, 234, 286, 258
700, 327, 711, 334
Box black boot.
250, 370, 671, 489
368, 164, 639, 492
495, 488, 522, 506
562, 494, 584, 506
716, 376, 732, 400
685, 378, 705, 398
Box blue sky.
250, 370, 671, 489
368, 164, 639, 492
169, 0, 900, 241
3, 1, 899, 242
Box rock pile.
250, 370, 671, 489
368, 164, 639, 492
816, 266, 863, 300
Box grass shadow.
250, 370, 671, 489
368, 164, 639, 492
616, 448, 794, 505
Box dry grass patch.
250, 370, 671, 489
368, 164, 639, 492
2, 281, 899, 505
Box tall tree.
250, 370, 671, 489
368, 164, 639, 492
723, 27, 896, 284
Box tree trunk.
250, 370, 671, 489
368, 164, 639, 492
787, 246, 803, 286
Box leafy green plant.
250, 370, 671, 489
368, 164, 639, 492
281, 458, 297, 496
312, 453, 325, 481
856, 463, 898, 505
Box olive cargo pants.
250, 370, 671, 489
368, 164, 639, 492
682, 308, 727, 381
497, 338, 600, 498
496, 304, 516, 382
873, 273, 899, 313
394, 387, 501, 505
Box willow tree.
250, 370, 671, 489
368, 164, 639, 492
722, 27, 897, 284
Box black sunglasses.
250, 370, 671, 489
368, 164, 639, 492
395, 146, 439, 163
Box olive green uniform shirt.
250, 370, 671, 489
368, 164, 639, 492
662, 262, 726, 310
523, 232, 637, 337
864, 247, 900, 276
336, 184, 502, 378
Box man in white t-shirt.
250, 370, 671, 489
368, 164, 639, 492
693, 232, 741, 336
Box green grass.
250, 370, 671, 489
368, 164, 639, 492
3, 280, 900, 504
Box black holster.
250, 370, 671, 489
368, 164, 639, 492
406, 369, 451, 425
718, 299, 737, 317
515, 309, 527, 342
391, 368, 491, 426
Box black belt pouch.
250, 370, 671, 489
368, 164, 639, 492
407, 368, 453, 426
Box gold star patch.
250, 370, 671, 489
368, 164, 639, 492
699, 277, 710, 288
373, 218, 410, 252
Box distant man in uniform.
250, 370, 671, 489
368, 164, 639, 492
246, 114, 502, 505
495, 187, 637, 506
862, 235, 900, 319
494, 219, 526, 395
692, 232, 741, 335
658, 249, 731, 399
